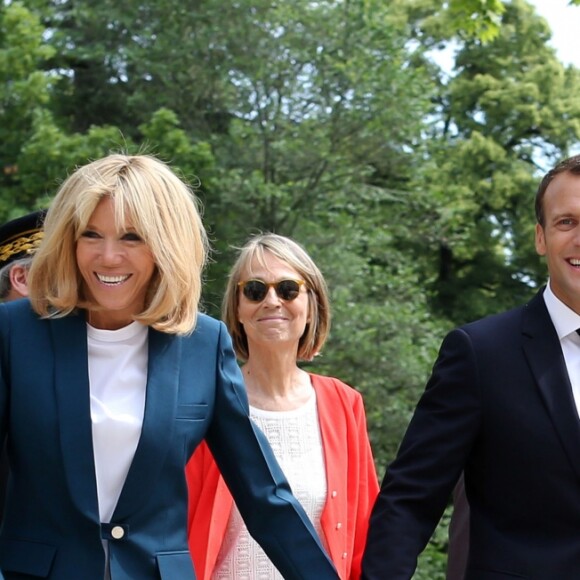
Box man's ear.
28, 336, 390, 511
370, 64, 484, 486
9, 263, 30, 297
535, 223, 546, 256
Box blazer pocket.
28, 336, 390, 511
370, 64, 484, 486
176, 403, 208, 421
157, 550, 196, 579
0, 537, 57, 577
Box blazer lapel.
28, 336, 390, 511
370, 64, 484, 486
112, 329, 181, 519
523, 290, 580, 483
51, 312, 100, 520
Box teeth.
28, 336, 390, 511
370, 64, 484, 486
570, 259, 580, 266
97, 274, 129, 284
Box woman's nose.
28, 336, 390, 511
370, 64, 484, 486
100, 239, 124, 264
262, 286, 281, 304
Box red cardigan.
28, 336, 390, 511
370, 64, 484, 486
186, 374, 379, 580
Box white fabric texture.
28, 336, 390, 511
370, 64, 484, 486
87, 321, 148, 523
212, 389, 327, 580
543, 281, 580, 419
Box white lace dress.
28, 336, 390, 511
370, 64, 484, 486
212, 390, 327, 579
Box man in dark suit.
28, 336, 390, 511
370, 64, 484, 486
362, 154, 580, 579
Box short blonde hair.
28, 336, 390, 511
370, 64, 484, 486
28, 154, 209, 335
222, 233, 331, 362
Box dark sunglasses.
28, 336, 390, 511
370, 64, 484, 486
238, 279, 306, 302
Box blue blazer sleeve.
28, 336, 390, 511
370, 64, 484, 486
0, 304, 9, 469
204, 322, 338, 579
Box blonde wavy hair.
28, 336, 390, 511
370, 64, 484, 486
28, 154, 209, 335
222, 233, 331, 362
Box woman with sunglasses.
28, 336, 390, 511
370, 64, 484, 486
186, 233, 379, 580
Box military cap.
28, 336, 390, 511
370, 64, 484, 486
0, 209, 47, 270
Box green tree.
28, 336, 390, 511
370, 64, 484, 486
408, 0, 580, 323
0, 2, 54, 219
5, 3, 580, 576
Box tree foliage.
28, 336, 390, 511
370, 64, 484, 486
2, 0, 580, 576
411, 0, 580, 322
0, 2, 54, 218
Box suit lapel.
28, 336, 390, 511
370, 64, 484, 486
113, 329, 181, 519
51, 312, 100, 520
523, 290, 580, 482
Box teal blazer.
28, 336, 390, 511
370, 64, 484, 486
0, 299, 337, 579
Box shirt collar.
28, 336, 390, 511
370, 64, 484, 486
543, 280, 580, 340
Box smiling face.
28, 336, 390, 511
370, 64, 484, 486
237, 250, 309, 354
76, 196, 156, 329
536, 171, 580, 314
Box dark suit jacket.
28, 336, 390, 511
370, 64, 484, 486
0, 299, 337, 580
362, 289, 580, 579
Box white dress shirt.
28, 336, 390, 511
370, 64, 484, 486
542, 281, 580, 418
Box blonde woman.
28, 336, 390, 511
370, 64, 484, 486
187, 233, 379, 579
0, 155, 337, 580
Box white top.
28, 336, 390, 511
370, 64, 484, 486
543, 281, 580, 419
212, 389, 327, 580
87, 321, 148, 523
